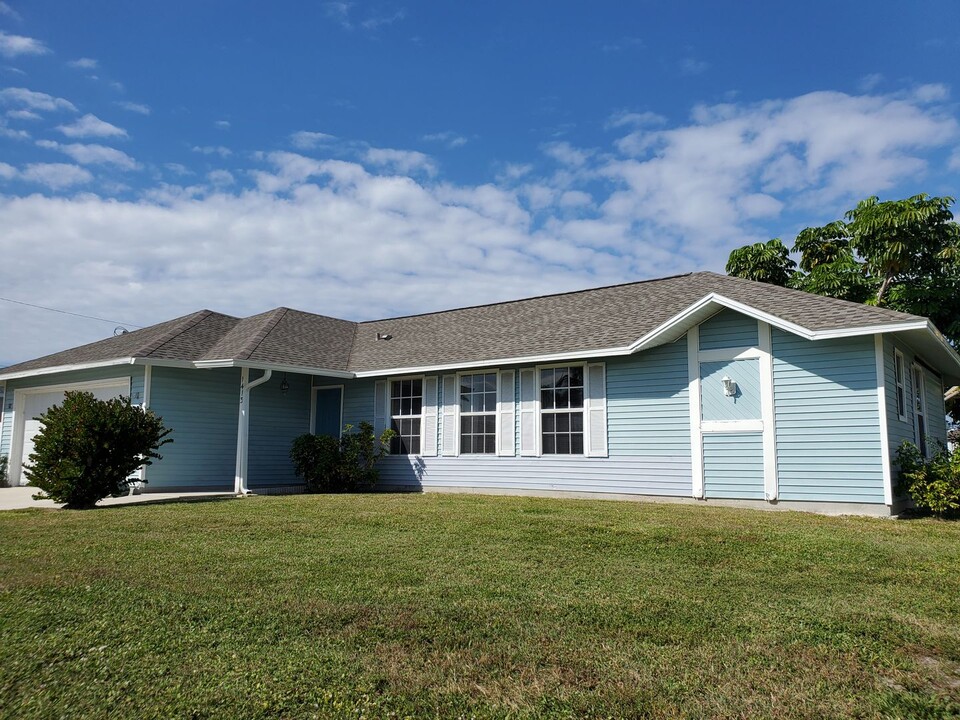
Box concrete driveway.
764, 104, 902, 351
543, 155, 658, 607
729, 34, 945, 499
0, 486, 234, 511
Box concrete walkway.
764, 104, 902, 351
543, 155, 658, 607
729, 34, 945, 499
0, 486, 235, 511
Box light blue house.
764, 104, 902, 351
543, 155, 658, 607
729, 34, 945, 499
1, 272, 957, 515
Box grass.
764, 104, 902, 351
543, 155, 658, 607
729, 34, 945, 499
1, 493, 960, 719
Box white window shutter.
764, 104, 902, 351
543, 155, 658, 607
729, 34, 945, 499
422, 376, 438, 457
374, 379, 387, 437
585, 362, 608, 457
441, 374, 458, 456
498, 370, 516, 456
519, 368, 538, 456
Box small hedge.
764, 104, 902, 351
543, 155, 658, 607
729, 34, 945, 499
0, 454, 7, 488
290, 422, 394, 493
26, 391, 172, 509
896, 440, 960, 517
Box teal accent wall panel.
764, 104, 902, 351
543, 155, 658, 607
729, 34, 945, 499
606, 338, 691, 459
773, 330, 884, 503
699, 358, 761, 421
699, 309, 758, 351
147, 366, 240, 490
702, 432, 764, 499
249, 371, 311, 487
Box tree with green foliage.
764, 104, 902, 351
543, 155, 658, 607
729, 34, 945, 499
727, 193, 960, 420
27, 391, 172, 509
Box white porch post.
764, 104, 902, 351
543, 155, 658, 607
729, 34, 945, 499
234, 367, 272, 494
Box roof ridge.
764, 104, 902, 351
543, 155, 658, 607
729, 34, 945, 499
135, 310, 216, 357
358, 271, 696, 325
237, 307, 289, 360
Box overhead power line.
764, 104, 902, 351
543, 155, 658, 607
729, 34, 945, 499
0, 296, 144, 329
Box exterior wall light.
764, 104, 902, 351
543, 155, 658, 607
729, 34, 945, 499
280, 373, 290, 395
722, 376, 737, 397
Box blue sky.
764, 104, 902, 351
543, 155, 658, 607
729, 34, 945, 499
1, 1, 958, 364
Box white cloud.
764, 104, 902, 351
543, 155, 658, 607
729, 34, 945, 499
36, 140, 140, 170
214, 119, 231, 129
364, 146, 437, 175
0, 87, 77, 112
606, 110, 667, 129
422, 131, 468, 149
19, 163, 93, 189
859, 73, 884, 92
164, 163, 192, 175
6, 108, 40, 120
0, 31, 49, 58
0, 116, 28, 139
192, 145, 232, 157
67, 57, 98, 70
680, 57, 709, 76
290, 130, 336, 149
324, 2, 353, 29
0, 2, 22, 20
542, 141, 592, 167
114, 101, 150, 115
57, 113, 127, 139
0, 161, 16, 179
0, 86, 957, 364
360, 9, 406, 30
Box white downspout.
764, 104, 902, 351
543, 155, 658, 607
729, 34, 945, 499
234, 367, 272, 494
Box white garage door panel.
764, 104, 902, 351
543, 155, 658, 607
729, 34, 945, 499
13, 380, 130, 485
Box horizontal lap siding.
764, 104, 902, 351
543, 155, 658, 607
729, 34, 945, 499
341, 378, 376, 429
703, 432, 764, 499
925, 371, 947, 447
773, 331, 884, 503
249, 372, 311, 487
699, 309, 759, 351
148, 367, 240, 490
700, 359, 761, 421
378, 456, 692, 496
0, 366, 145, 459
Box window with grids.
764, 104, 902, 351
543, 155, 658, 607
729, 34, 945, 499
459, 373, 497, 453
390, 378, 422, 454
894, 349, 906, 419
540, 366, 584, 454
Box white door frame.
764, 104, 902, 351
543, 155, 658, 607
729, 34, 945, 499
8, 377, 131, 485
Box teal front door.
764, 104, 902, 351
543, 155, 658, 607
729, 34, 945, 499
313, 387, 343, 438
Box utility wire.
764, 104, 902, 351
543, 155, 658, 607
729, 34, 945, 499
0, 296, 144, 329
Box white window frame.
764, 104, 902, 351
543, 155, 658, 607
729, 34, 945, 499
389, 375, 425, 456
536, 363, 587, 457
455, 370, 500, 456
894, 348, 907, 421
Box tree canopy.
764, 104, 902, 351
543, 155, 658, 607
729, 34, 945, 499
726, 194, 960, 344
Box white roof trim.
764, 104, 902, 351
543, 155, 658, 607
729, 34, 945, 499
193, 359, 354, 379
0, 357, 138, 381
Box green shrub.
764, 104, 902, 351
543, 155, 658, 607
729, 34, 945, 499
896, 441, 960, 517
26, 391, 173, 509
0, 454, 7, 488
290, 421, 394, 493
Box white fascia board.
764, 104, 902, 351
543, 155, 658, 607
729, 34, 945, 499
351, 346, 630, 378
0, 357, 138, 382
129, 358, 196, 369
193, 359, 355, 379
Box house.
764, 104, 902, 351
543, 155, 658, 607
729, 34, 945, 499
1, 271, 957, 515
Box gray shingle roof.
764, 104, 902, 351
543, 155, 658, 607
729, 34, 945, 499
0, 271, 928, 377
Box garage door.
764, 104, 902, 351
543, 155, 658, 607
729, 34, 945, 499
11, 380, 130, 486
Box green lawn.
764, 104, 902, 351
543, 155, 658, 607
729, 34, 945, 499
1, 494, 959, 719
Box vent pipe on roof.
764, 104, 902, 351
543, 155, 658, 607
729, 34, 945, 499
376, 332, 392, 341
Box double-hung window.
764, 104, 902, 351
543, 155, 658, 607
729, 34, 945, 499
912, 365, 928, 457
894, 349, 906, 420
390, 378, 422, 454
540, 365, 584, 454
459, 373, 497, 453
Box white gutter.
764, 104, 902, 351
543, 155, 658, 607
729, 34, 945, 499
233, 368, 272, 495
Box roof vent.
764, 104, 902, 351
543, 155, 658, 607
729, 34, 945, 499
376, 332, 393, 341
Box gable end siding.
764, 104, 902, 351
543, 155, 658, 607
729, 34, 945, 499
773, 330, 884, 503
699, 308, 759, 351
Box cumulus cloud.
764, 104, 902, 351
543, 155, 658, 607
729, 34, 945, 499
422, 131, 468, 149
364, 146, 437, 175
0, 87, 77, 112
0, 2, 22, 20
57, 113, 127, 139
0, 86, 957, 364
18, 162, 93, 189
36, 140, 140, 170
114, 100, 150, 115
290, 130, 336, 149
214, 119, 231, 129
67, 57, 98, 70
0, 31, 49, 58
192, 145, 232, 157
6, 108, 40, 120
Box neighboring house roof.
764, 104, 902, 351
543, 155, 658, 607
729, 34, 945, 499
2, 271, 958, 382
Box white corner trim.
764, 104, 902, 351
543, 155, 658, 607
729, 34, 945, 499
687, 328, 704, 499
234, 368, 273, 494
874, 335, 893, 506
758, 321, 778, 502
